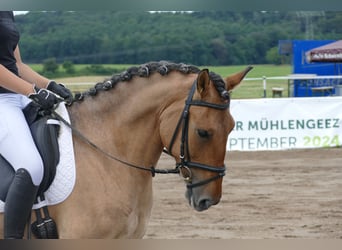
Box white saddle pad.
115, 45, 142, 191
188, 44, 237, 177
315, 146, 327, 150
0, 103, 76, 212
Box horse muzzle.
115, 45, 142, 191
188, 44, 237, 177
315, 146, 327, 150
185, 186, 221, 212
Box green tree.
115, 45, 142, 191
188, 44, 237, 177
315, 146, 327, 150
14, 11, 342, 65
62, 61, 75, 74
42, 58, 59, 74
266, 47, 282, 65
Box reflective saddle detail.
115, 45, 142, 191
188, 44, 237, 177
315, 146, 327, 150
0, 103, 76, 212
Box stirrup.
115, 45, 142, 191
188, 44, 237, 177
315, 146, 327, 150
31, 203, 59, 239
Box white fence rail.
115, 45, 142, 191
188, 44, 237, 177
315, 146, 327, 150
243, 74, 342, 98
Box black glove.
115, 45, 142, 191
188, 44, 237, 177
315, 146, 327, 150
47, 81, 73, 105
28, 86, 59, 111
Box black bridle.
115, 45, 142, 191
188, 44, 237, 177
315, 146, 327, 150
52, 76, 229, 190
163, 78, 229, 189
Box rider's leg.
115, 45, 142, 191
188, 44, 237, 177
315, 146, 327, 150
4, 169, 39, 239
0, 94, 44, 239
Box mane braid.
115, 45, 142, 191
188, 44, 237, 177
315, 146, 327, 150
73, 61, 229, 102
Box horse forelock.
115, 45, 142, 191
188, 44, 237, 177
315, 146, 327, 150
73, 61, 230, 103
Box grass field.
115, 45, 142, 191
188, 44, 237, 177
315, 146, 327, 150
36, 64, 292, 99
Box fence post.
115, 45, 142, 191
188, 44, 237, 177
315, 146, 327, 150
263, 76, 267, 98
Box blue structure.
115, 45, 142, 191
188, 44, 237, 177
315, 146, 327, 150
280, 40, 342, 97
292, 40, 340, 75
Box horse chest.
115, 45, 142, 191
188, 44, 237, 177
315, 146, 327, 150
111, 199, 151, 238
125, 209, 141, 237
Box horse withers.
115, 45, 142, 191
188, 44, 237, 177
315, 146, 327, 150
0, 61, 252, 238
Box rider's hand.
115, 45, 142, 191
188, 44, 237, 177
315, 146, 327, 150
28, 86, 59, 111
47, 80, 73, 105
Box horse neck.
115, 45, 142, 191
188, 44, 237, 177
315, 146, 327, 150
68, 73, 195, 167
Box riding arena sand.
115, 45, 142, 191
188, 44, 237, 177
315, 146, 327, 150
145, 147, 342, 239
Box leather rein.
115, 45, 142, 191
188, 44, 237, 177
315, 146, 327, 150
52, 78, 229, 189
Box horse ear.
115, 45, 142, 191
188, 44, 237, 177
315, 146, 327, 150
225, 66, 253, 91
196, 69, 210, 97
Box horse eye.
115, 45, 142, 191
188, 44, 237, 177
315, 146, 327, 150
197, 129, 209, 138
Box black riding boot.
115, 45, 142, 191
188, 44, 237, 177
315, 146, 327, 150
4, 168, 38, 239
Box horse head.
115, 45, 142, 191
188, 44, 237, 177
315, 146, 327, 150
161, 66, 252, 211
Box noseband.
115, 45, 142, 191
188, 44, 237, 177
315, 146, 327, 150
164, 79, 229, 189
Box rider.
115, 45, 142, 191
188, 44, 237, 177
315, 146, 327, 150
0, 11, 73, 239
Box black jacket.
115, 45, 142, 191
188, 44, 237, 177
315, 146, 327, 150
0, 11, 20, 93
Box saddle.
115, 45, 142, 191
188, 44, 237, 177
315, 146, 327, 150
0, 102, 61, 238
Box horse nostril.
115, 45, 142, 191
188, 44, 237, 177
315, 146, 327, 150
198, 198, 212, 211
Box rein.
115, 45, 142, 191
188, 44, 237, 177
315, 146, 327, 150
52, 108, 178, 177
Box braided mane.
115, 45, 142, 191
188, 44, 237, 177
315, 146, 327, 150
73, 61, 229, 102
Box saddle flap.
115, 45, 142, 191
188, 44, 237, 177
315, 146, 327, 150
29, 114, 61, 196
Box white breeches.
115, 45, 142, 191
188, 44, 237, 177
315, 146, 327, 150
0, 93, 44, 186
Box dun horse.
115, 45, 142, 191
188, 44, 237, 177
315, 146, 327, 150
0, 61, 252, 238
